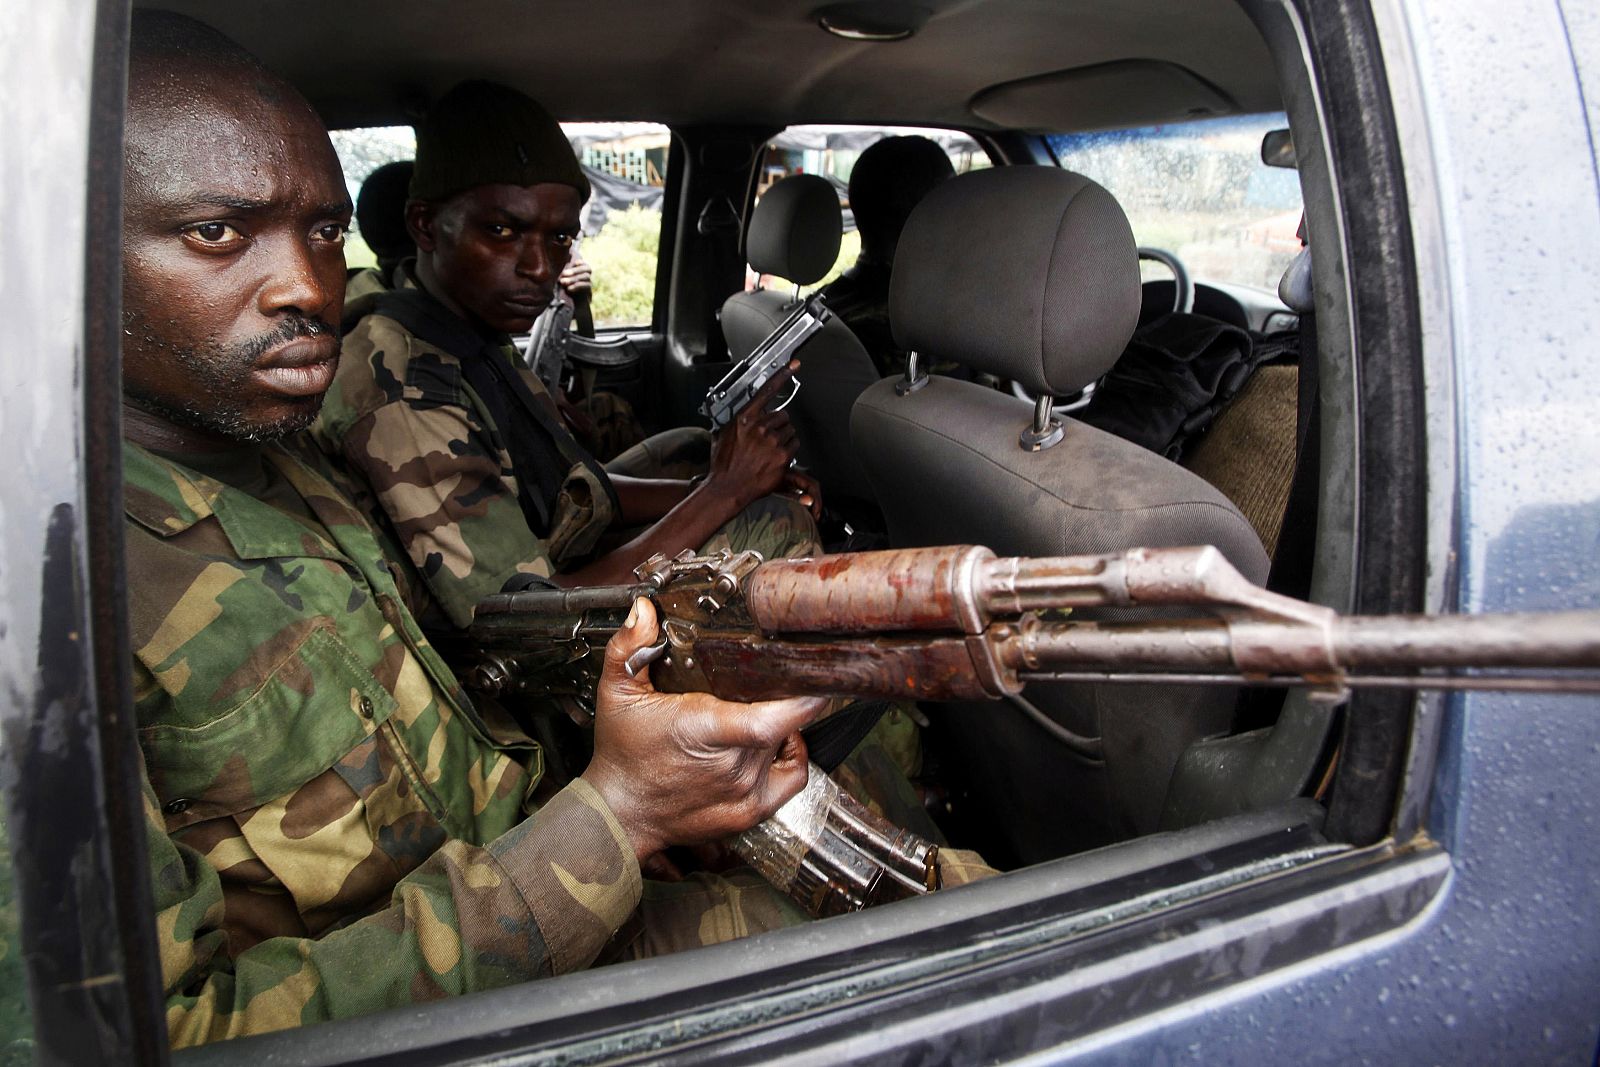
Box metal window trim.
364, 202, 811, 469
0, 0, 166, 1062
179, 814, 1450, 1066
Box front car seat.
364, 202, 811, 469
722, 175, 883, 529
851, 167, 1271, 864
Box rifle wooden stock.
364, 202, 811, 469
457, 545, 1600, 705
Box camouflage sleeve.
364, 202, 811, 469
152, 766, 641, 1047
337, 397, 555, 629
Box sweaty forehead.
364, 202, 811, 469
443, 183, 584, 223
125, 63, 344, 211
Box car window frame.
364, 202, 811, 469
3, 0, 1454, 1061
0, 1, 168, 1063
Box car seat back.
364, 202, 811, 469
852, 167, 1270, 862
722, 175, 882, 527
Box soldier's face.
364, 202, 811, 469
410, 183, 583, 335
121, 69, 351, 444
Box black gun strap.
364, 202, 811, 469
353, 287, 620, 536
802, 700, 892, 773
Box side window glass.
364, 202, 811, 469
747, 125, 987, 292
0, 812, 31, 1061
565, 122, 672, 329
329, 126, 419, 272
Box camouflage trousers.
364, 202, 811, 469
616, 843, 994, 963
700, 491, 821, 561
574, 391, 715, 479
619, 868, 807, 960
571, 391, 647, 463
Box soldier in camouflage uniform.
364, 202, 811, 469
117, 14, 845, 1045
314, 80, 965, 833
344, 173, 704, 474
315, 79, 823, 631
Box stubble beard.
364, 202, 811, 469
123, 314, 338, 444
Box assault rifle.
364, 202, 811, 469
460, 543, 1600, 705
523, 292, 648, 399
523, 294, 575, 396
449, 544, 1600, 915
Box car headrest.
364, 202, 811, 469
889, 167, 1140, 396
746, 174, 842, 287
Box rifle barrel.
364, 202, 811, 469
1020, 671, 1600, 693
1015, 611, 1600, 678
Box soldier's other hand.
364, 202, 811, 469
559, 251, 593, 297
706, 359, 800, 507
582, 597, 825, 862
783, 468, 823, 522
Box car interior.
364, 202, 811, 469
128, 0, 1429, 1053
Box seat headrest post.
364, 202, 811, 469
1019, 395, 1065, 452
889, 167, 1140, 396
895, 350, 930, 396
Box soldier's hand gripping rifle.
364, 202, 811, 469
450, 544, 1600, 915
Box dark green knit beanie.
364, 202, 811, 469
410, 80, 590, 203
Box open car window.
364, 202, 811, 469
331, 122, 671, 330
565, 122, 671, 329
330, 124, 417, 270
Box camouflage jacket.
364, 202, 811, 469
315, 276, 616, 629
123, 440, 641, 1046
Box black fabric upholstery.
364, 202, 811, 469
852, 378, 1267, 579
853, 360, 1269, 862
721, 288, 881, 521
889, 167, 1140, 395
745, 174, 842, 286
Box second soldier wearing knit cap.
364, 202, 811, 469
316, 79, 823, 634
408, 79, 591, 204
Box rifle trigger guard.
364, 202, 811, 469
624, 637, 669, 678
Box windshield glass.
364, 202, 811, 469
1048, 113, 1303, 292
